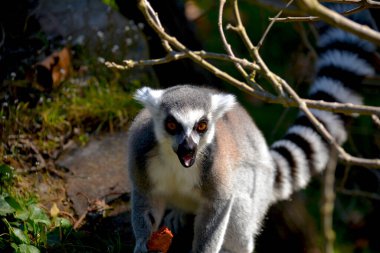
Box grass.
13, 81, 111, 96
1, 59, 143, 251
0, 163, 72, 253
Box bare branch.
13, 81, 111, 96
137, 0, 274, 101
322, 148, 338, 253
228, 0, 286, 96
144, 0, 173, 52
276, 76, 380, 168
230, 0, 256, 58
105, 50, 261, 71
372, 114, 380, 128
257, 0, 295, 49
337, 188, 380, 201
120, 0, 380, 169
297, 0, 380, 46
218, 0, 249, 78
272, 0, 380, 22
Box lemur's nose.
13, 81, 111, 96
177, 137, 197, 168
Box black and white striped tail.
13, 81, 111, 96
270, 4, 378, 201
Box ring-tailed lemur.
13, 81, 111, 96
127, 4, 378, 253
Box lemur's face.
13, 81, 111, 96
161, 108, 211, 168
134, 86, 236, 168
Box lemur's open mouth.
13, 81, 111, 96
179, 152, 195, 168
177, 137, 197, 168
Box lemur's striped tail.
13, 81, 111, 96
270, 4, 378, 201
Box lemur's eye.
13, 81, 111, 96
166, 121, 177, 131
165, 116, 179, 134
196, 121, 208, 133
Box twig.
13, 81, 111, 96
276, 76, 380, 168
258, 0, 295, 49
218, 0, 250, 81
19, 139, 47, 170
144, 0, 172, 52
252, 47, 286, 97
73, 211, 87, 230
339, 164, 351, 188
228, 0, 286, 96
59, 211, 77, 224
219, 0, 264, 90
323, 0, 380, 7
337, 188, 380, 201
230, 0, 256, 59
271, 0, 380, 22
135, 0, 380, 168
231, 0, 287, 96
107, 55, 380, 116
295, 23, 318, 60
372, 114, 380, 128
0, 25, 5, 48
137, 0, 274, 101
297, 0, 380, 46
322, 147, 338, 253
270, 16, 320, 23
106, 50, 260, 72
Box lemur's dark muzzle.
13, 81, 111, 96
177, 137, 197, 168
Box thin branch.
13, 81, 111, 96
372, 114, 380, 128
218, 0, 249, 78
295, 23, 318, 60
230, 0, 256, 59
106, 51, 261, 71
271, 0, 380, 23
144, 0, 173, 52
337, 188, 380, 201
228, 0, 286, 96
252, 47, 286, 97
276, 77, 380, 168
220, 0, 264, 91
270, 15, 320, 23
137, 0, 274, 101
322, 148, 338, 253
323, 0, 380, 7
297, 0, 380, 46
134, 0, 380, 169
106, 56, 380, 117
257, 0, 295, 49
302, 98, 380, 116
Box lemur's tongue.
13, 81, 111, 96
183, 154, 194, 167
177, 139, 197, 168
178, 152, 195, 168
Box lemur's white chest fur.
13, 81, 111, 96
147, 139, 203, 213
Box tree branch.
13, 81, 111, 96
322, 148, 338, 253
297, 0, 380, 46
110, 0, 380, 169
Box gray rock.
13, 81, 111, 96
57, 132, 131, 216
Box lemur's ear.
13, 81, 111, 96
134, 87, 164, 113
211, 93, 236, 119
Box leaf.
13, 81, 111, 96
0, 195, 15, 215
50, 203, 59, 218
28, 205, 51, 226
5, 196, 23, 211
53, 217, 71, 229
15, 208, 30, 221
0, 164, 14, 183
11, 227, 29, 244
16, 244, 40, 253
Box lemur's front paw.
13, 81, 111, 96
134, 239, 149, 253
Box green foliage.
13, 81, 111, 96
102, 0, 118, 10
0, 164, 72, 253
37, 79, 138, 134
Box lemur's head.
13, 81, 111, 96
134, 85, 236, 168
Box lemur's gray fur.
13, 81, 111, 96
127, 4, 378, 253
